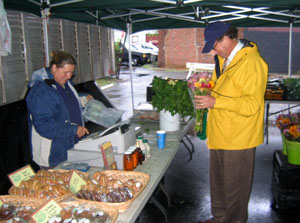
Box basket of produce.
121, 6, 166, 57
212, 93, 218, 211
8, 169, 89, 201
0, 195, 117, 223
56, 200, 118, 223
75, 170, 150, 212
0, 195, 43, 222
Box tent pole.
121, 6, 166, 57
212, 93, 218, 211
41, 0, 50, 66
127, 23, 135, 112
288, 22, 293, 77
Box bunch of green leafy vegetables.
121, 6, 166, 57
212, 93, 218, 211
151, 76, 194, 117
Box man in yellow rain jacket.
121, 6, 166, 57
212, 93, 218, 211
196, 22, 268, 223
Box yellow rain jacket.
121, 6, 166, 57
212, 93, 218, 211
207, 40, 268, 150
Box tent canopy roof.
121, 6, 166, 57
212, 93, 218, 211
4, 0, 300, 33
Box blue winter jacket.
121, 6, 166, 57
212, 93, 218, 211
26, 80, 79, 167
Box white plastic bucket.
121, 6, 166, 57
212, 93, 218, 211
159, 110, 180, 132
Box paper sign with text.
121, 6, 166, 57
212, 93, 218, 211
100, 141, 117, 170
8, 165, 35, 187
69, 171, 86, 194
31, 199, 62, 223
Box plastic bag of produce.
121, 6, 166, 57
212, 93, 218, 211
82, 99, 124, 128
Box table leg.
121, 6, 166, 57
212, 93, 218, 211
181, 139, 192, 160
159, 183, 171, 208
150, 195, 168, 223
181, 135, 195, 161
265, 103, 270, 144
184, 135, 195, 153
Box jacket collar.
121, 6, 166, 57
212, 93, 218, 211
214, 39, 259, 82
217, 40, 258, 73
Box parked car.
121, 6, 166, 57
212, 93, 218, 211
133, 42, 159, 62
120, 44, 151, 66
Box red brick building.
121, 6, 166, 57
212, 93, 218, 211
157, 27, 300, 74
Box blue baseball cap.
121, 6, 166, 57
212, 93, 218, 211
202, 22, 230, 53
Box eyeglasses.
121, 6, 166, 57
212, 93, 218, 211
212, 41, 218, 51
212, 36, 224, 51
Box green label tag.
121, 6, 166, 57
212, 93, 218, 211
31, 199, 62, 223
8, 165, 35, 187
0, 198, 3, 208
69, 171, 86, 194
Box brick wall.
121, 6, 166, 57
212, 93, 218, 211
158, 27, 300, 74
158, 28, 211, 68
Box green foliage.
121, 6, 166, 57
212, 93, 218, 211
114, 42, 122, 63
114, 42, 121, 53
283, 78, 300, 100
146, 31, 158, 36
151, 76, 194, 117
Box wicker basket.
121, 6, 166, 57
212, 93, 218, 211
46, 169, 90, 179
76, 170, 150, 212
8, 169, 89, 201
0, 195, 42, 223
59, 200, 118, 223
0, 195, 118, 223
0, 194, 44, 208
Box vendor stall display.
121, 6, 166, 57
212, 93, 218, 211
2, 116, 193, 223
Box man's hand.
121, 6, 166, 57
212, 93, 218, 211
195, 95, 216, 109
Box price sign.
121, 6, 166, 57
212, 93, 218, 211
69, 171, 86, 194
31, 199, 62, 223
8, 165, 35, 187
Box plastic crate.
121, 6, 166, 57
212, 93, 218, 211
272, 150, 300, 210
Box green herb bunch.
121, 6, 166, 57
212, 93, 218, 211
151, 76, 194, 117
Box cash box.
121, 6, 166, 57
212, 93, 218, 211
68, 122, 136, 169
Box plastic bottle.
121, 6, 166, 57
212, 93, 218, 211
143, 139, 150, 159
136, 140, 145, 165
137, 135, 147, 160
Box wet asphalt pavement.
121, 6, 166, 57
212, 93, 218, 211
101, 65, 300, 223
